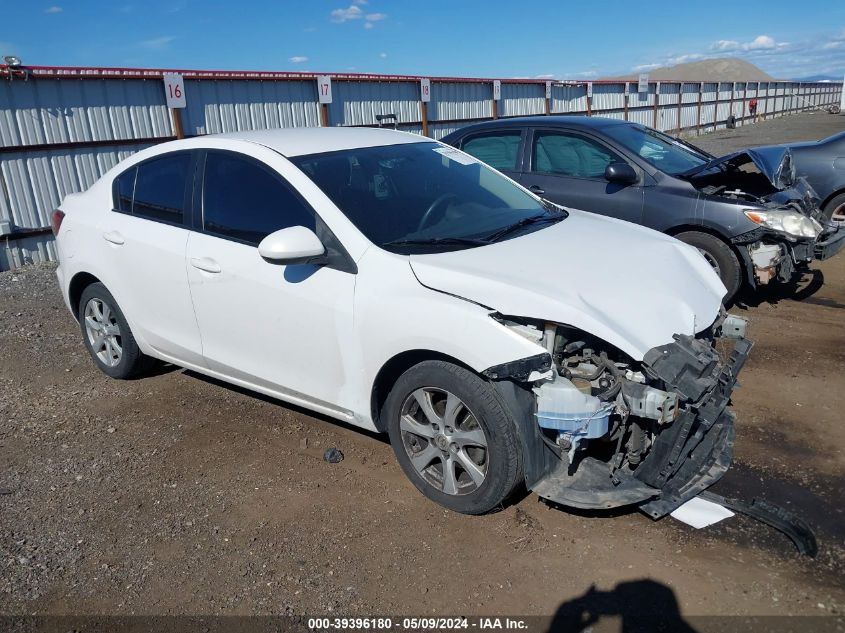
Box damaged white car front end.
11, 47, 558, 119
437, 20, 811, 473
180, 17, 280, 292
408, 213, 752, 517
487, 313, 750, 517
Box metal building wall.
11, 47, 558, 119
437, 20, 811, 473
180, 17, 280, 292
1, 65, 841, 270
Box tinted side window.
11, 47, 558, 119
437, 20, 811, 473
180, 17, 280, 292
532, 132, 620, 178
133, 153, 191, 223
202, 152, 315, 245
114, 167, 136, 212
460, 132, 522, 171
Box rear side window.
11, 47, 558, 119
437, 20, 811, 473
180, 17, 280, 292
114, 168, 136, 212
132, 153, 191, 223
460, 131, 522, 171
202, 152, 315, 245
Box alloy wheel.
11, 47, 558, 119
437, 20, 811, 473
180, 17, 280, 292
399, 387, 488, 496
84, 298, 122, 367
698, 248, 722, 277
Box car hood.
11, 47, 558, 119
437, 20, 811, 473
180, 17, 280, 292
684, 147, 796, 189
409, 210, 726, 360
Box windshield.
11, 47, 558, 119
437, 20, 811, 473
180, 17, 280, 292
291, 142, 563, 254
602, 124, 710, 175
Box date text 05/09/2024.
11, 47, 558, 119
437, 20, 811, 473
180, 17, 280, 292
307, 617, 528, 630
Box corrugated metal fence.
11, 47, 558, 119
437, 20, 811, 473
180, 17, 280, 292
1, 64, 842, 270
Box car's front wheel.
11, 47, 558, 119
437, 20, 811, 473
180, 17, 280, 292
385, 360, 524, 515
823, 192, 845, 225
675, 231, 742, 303
78, 282, 154, 379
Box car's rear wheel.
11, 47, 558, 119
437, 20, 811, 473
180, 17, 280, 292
823, 192, 845, 225
384, 360, 523, 515
675, 231, 742, 303
78, 282, 154, 379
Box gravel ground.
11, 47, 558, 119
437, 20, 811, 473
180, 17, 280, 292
1, 112, 845, 622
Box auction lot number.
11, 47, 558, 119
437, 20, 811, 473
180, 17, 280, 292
308, 617, 470, 630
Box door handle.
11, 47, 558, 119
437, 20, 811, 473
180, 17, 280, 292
102, 230, 125, 245
190, 257, 222, 274
529, 185, 545, 195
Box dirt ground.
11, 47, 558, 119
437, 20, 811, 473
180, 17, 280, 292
1, 112, 845, 623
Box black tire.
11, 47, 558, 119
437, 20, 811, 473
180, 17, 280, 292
78, 282, 154, 379
384, 360, 523, 515
675, 231, 742, 303
822, 192, 845, 224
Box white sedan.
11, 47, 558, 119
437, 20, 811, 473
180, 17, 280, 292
53, 127, 750, 516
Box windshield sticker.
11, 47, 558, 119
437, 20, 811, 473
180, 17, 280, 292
373, 174, 389, 199
432, 147, 478, 166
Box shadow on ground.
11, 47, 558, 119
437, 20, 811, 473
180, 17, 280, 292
548, 579, 696, 632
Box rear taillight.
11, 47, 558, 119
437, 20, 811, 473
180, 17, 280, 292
51, 209, 65, 236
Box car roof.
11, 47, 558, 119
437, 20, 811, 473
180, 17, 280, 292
210, 126, 429, 157
444, 115, 630, 137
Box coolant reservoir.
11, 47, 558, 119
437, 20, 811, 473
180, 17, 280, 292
534, 377, 612, 439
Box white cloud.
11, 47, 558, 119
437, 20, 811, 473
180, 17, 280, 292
44, 6, 63, 13
289, 56, 308, 63
632, 63, 660, 72
711, 34, 781, 52
332, 4, 386, 27
331, 5, 363, 22
140, 36, 176, 50
669, 53, 704, 64
534, 73, 555, 79
747, 35, 775, 50
379, 52, 387, 58
713, 40, 740, 52
823, 41, 844, 50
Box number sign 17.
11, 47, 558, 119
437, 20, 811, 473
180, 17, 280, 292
317, 76, 333, 104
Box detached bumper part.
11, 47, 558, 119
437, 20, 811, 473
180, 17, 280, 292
815, 225, 845, 261
529, 336, 752, 518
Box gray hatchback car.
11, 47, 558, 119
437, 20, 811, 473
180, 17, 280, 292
443, 117, 844, 302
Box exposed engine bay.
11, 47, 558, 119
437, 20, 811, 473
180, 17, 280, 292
490, 312, 752, 518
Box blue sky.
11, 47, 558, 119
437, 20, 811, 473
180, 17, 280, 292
2, 1, 844, 79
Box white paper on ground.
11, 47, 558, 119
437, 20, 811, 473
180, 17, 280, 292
670, 496, 735, 529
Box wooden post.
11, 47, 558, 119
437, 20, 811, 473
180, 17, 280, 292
320, 103, 329, 127
652, 82, 659, 129
676, 82, 683, 135
170, 108, 184, 139
712, 83, 720, 131
492, 98, 498, 119
420, 101, 429, 137
623, 82, 629, 121
586, 90, 592, 116
695, 82, 703, 134
728, 82, 735, 125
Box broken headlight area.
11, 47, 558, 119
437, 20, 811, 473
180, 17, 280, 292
494, 318, 752, 518
731, 228, 817, 287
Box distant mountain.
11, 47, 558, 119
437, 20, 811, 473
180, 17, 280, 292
604, 57, 775, 82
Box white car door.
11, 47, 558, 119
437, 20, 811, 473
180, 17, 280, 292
102, 151, 204, 366
185, 149, 357, 415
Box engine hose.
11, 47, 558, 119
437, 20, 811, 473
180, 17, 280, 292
628, 421, 646, 466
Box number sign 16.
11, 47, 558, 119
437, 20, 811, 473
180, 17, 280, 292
162, 73, 186, 108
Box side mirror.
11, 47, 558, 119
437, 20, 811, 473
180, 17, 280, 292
258, 226, 325, 264
604, 162, 638, 185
